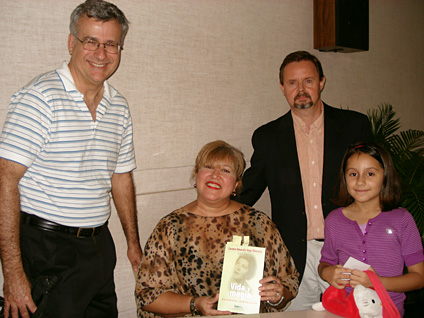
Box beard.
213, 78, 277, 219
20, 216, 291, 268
293, 93, 313, 109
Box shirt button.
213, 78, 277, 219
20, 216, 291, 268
311, 161, 315, 165
314, 205, 318, 209
313, 182, 317, 187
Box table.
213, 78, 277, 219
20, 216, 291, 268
212, 310, 341, 318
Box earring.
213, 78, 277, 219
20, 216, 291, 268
194, 184, 197, 188
232, 191, 236, 197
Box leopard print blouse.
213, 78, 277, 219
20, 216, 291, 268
135, 205, 299, 317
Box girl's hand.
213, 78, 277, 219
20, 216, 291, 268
195, 294, 232, 316
349, 267, 375, 289
321, 264, 353, 289
259, 276, 285, 304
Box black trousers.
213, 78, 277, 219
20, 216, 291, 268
20, 222, 118, 318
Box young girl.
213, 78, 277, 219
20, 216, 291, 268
318, 141, 424, 317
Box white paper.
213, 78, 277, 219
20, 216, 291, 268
343, 257, 370, 271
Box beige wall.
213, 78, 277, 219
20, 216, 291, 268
1, 0, 423, 316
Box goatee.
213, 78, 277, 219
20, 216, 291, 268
294, 93, 313, 109
294, 101, 313, 109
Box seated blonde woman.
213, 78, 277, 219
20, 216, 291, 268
135, 140, 299, 317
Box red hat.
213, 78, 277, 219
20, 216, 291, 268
322, 270, 400, 318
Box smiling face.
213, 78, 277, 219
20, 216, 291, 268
280, 60, 325, 111
195, 159, 238, 205
345, 152, 384, 207
233, 257, 249, 281
68, 15, 122, 92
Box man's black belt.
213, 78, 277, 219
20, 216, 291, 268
20, 212, 106, 238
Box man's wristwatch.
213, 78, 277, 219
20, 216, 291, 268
190, 296, 199, 316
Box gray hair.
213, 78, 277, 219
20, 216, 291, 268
70, 0, 130, 44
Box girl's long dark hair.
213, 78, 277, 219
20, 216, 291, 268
333, 141, 401, 211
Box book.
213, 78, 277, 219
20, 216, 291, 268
217, 235, 266, 314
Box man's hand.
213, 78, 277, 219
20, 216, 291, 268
128, 243, 143, 273
0, 159, 33, 318
4, 271, 37, 318
111, 172, 142, 274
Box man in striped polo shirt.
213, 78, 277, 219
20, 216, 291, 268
0, 1, 142, 317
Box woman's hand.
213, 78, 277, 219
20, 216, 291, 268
258, 276, 286, 305
195, 294, 232, 316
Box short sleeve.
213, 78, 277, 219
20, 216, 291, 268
0, 86, 52, 167
400, 210, 424, 267
320, 211, 340, 265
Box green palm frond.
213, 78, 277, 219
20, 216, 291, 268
388, 131, 424, 164
367, 103, 400, 146
399, 130, 424, 155
389, 130, 424, 152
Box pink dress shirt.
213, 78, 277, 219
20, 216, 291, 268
292, 105, 325, 240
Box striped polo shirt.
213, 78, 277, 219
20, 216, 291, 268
0, 62, 136, 227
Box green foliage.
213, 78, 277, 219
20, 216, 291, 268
367, 103, 424, 237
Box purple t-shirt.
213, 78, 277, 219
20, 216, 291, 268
320, 207, 424, 316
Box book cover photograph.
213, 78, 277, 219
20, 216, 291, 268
218, 235, 265, 314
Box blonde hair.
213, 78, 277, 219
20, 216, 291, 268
191, 140, 246, 194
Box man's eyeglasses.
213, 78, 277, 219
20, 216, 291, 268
74, 36, 123, 54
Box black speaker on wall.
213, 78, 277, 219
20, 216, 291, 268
314, 0, 369, 53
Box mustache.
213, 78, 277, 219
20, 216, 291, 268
295, 93, 311, 100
